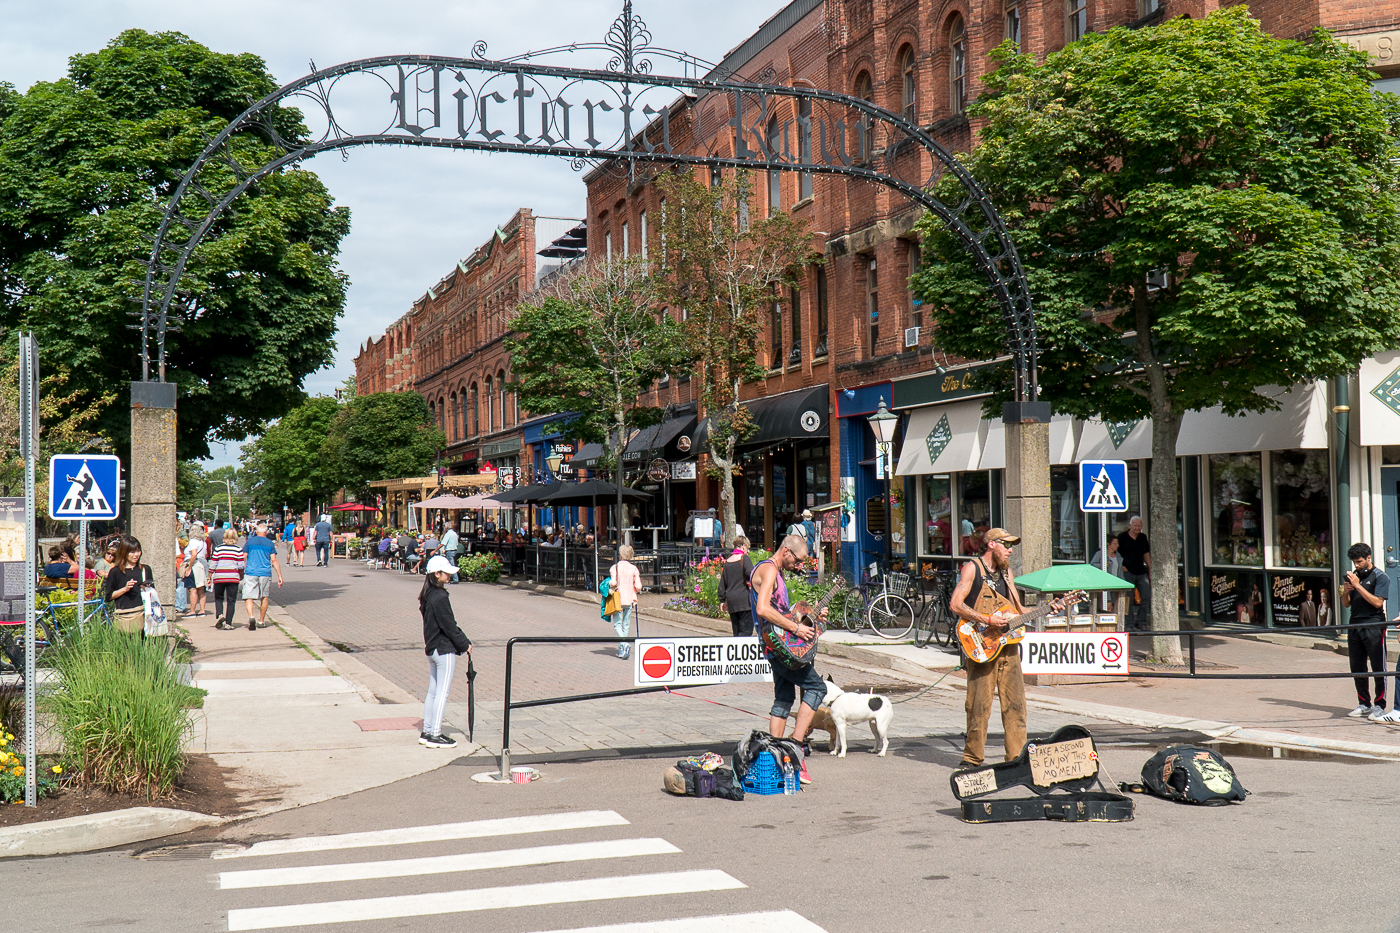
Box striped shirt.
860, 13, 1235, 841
209, 542, 246, 584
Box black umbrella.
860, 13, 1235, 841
535, 479, 651, 507
466, 652, 477, 743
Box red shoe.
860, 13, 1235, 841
798, 756, 812, 786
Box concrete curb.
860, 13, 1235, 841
0, 807, 223, 859
268, 606, 419, 705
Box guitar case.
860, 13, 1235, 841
948, 724, 1134, 823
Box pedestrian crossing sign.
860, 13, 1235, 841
1079, 459, 1128, 513
49, 454, 121, 520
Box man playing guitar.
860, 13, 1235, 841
949, 527, 1028, 769
752, 534, 827, 785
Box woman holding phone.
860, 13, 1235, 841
103, 536, 153, 634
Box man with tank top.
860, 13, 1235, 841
948, 527, 1029, 769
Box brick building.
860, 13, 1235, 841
353, 209, 584, 527
586, 0, 1400, 589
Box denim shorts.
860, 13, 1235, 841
769, 657, 826, 718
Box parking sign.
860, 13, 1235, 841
1079, 460, 1128, 513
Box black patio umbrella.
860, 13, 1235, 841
539, 480, 652, 593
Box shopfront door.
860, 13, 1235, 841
1381, 466, 1400, 619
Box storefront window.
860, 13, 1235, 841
959, 472, 991, 555
798, 444, 829, 508
923, 475, 952, 556
743, 454, 765, 545
1271, 450, 1331, 569
890, 484, 907, 559
1051, 466, 1085, 562
1209, 453, 1263, 566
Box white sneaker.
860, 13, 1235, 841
1372, 708, 1400, 723
1348, 704, 1373, 717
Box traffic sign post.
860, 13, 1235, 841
1079, 460, 1129, 605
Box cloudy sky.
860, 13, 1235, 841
1, 0, 784, 466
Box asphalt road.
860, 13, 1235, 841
7, 734, 1399, 933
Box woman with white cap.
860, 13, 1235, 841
419, 554, 472, 748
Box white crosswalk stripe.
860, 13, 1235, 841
218, 837, 681, 889
217, 809, 829, 933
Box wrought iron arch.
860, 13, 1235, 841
140, 2, 1039, 402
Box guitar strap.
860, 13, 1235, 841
970, 557, 1004, 617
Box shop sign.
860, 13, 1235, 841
1270, 573, 1331, 627
820, 509, 841, 542
633, 638, 773, 686
500, 468, 516, 488
1209, 570, 1267, 624
676, 435, 692, 452
646, 458, 669, 482
671, 461, 696, 480
479, 461, 497, 474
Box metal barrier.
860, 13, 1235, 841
500, 634, 727, 776
1118, 619, 1398, 678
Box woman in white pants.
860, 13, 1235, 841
609, 544, 642, 660
419, 555, 472, 748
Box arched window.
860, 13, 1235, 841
1067, 0, 1088, 43
498, 370, 507, 427
798, 98, 813, 200
766, 117, 781, 214
485, 376, 493, 433
448, 393, 457, 441
899, 46, 917, 123
456, 390, 464, 439
854, 72, 874, 159
470, 383, 479, 436
1005, 1, 1023, 50
949, 17, 967, 116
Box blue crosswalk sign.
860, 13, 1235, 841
1079, 460, 1128, 513
49, 455, 121, 520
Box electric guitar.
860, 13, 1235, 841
761, 578, 848, 669
957, 589, 1088, 664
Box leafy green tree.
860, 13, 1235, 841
0, 29, 350, 459
654, 169, 817, 548
507, 258, 686, 539
240, 397, 343, 512
177, 462, 250, 521
913, 8, 1400, 659
326, 392, 444, 499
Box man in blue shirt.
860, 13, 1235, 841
282, 518, 296, 565
313, 514, 333, 567
241, 523, 284, 630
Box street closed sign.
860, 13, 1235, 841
1021, 633, 1129, 676
634, 638, 774, 686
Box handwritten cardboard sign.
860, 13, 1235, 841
1028, 737, 1097, 786
953, 768, 998, 798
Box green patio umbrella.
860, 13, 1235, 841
1014, 563, 1136, 593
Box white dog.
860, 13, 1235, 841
820, 677, 893, 758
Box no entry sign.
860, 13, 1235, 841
633, 637, 774, 687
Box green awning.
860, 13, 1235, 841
1015, 564, 1137, 593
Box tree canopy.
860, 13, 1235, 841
654, 169, 817, 546
240, 396, 344, 512
0, 29, 350, 459
327, 391, 444, 498
912, 8, 1400, 656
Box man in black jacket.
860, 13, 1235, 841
419, 555, 472, 747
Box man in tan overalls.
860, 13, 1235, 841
948, 527, 1028, 768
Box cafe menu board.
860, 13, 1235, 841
1269, 573, 1331, 628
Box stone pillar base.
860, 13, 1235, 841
130, 382, 177, 605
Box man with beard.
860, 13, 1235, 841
949, 528, 1028, 768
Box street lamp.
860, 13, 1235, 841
867, 397, 899, 567
545, 452, 563, 477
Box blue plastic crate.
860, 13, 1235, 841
742, 750, 791, 796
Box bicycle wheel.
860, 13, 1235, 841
867, 593, 915, 639
913, 598, 938, 648
931, 598, 955, 648
839, 590, 867, 632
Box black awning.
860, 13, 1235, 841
694, 384, 829, 455
623, 414, 698, 459
571, 442, 606, 467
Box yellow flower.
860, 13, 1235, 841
51, 765, 61, 774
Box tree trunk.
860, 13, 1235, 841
616, 410, 627, 549
714, 438, 739, 551
1148, 394, 1185, 664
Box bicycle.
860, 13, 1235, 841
839, 552, 915, 639
913, 566, 958, 649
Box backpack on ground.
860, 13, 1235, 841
1134, 745, 1248, 805
732, 729, 803, 780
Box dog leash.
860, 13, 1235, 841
663, 686, 768, 719
891, 665, 963, 704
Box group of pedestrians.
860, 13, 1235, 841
281, 515, 334, 567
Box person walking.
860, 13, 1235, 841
1117, 516, 1151, 631
1341, 542, 1393, 720
184, 527, 209, 617
314, 514, 333, 567
283, 516, 297, 564
103, 536, 153, 635
719, 536, 756, 636
419, 554, 471, 748
209, 534, 246, 630
609, 544, 642, 659
240, 523, 284, 630
1089, 535, 1124, 578
293, 520, 308, 567
209, 519, 226, 548
173, 537, 189, 615
440, 523, 460, 583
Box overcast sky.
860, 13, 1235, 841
1, 0, 783, 466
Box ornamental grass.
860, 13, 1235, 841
44, 624, 194, 799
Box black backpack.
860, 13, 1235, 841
1138, 745, 1248, 805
